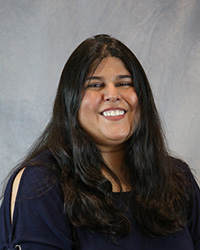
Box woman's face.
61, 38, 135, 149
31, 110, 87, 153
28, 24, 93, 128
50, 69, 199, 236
78, 57, 139, 149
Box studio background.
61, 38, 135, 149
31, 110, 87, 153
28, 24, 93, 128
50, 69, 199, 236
0, 0, 200, 184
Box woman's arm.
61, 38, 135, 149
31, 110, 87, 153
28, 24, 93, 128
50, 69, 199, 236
187, 172, 200, 250
0, 165, 76, 250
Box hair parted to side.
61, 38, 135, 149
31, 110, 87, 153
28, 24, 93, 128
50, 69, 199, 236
19, 34, 191, 237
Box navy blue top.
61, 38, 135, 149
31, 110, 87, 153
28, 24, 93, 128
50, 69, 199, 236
0, 151, 200, 250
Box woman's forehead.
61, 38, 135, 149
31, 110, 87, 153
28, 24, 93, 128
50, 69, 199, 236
86, 56, 129, 78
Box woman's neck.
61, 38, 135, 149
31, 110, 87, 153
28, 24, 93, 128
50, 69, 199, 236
99, 145, 131, 192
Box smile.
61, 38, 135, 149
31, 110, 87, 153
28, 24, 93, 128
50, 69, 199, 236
101, 110, 126, 117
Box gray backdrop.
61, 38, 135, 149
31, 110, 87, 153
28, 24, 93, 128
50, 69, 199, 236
0, 0, 200, 184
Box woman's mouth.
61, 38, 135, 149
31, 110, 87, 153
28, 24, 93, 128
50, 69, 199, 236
100, 108, 127, 119
102, 110, 126, 117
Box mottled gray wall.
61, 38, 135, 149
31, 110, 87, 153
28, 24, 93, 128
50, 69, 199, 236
0, 0, 200, 183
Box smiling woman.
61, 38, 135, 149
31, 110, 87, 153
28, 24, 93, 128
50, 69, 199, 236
78, 57, 139, 149
0, 34, 200, 250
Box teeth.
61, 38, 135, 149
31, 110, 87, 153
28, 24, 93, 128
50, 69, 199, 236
102, 110, 125, 117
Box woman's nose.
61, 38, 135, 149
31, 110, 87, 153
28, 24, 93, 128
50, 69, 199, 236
103, 83, 120, 102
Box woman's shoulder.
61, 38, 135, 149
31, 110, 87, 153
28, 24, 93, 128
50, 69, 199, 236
16, 151, 59, 194
5, 150, 60, 202
170, 157, 200, 201
170, 156, 189, 169
3, 150, 63, 223
170, 156, 195, 179
0, 151, 74, 249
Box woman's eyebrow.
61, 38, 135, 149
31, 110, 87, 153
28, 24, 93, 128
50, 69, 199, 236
85, 76, 103, 81
117, 75, 132, 79
85, 75, 132, 81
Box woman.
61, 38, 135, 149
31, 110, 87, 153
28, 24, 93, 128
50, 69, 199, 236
0, 34, 200, 249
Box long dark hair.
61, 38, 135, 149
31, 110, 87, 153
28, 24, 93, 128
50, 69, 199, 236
13, 34, 191, 237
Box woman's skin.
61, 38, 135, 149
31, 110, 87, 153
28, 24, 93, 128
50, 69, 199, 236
10, 168, 25, 224
78, 57, 139, 191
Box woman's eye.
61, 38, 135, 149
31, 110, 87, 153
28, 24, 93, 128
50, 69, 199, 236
86, 82, 104, 89
116, 82, 133, 88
